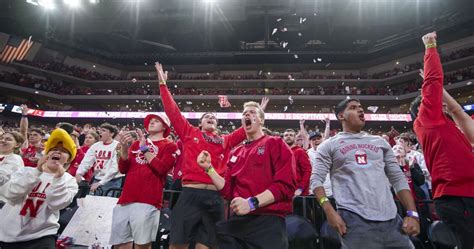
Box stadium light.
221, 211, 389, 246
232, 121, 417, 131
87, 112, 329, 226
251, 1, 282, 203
26, 0, 39, 6
38, 0, 56, 10
64, 0, 81, 8
89, 0, 99, 4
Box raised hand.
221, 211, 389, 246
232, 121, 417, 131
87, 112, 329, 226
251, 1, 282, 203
20, 104, 29, 116
118, 131, 133, 147
418, 69, 424, 80
260, 97, 269, 111
197, 150, 211, 170
422, 32, 436, 46
299, 119, 305, 126
155, 62, 168, 85
136, 128, 147, 147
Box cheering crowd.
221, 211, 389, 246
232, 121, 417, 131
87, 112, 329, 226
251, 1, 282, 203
0, 33, 473, 249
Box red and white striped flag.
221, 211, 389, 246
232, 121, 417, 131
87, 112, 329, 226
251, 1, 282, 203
0, 36, 34, 64
218, 95, 231, 108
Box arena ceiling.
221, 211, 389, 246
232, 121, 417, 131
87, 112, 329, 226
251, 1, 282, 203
0, 0, 473, 64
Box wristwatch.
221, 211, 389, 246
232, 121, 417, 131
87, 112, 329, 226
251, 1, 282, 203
248, 197, 259, 210
406, 210, 419, 220
139, 145, 149, 154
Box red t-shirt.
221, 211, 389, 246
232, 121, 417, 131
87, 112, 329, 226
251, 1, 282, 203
220, 135, 297, 217
291, 146, 312, 196
118, 139, 178, 208
21, 144, 41, 167
160, 84, 246, 185
414, 48, 474, 199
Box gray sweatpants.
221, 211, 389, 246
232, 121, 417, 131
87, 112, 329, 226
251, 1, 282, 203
338, 209, 414, 249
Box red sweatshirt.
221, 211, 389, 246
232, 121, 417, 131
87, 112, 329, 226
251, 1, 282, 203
160, 84, 246, 184
117, 140, 178, 208
172, 139, 184, 181
220, 135, 297, 217
291, 146, 312, 196
414, 47, 474, 199
67, 147, 94, 182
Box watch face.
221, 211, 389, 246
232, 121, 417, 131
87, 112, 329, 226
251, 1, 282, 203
251, 197, 259, 207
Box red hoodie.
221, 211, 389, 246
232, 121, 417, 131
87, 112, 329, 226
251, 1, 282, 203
220, 135, 297, 217
414, 47, 474, 199
160, 84, 246, 185
118, 139, 178, 208
291, 146, 312, 196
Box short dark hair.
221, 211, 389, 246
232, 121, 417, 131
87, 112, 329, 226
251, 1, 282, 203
100, 123, 118, 138
262, 127, 273, 136
396, 133, 411, 144
284, 129, 296, 134
199, 112, 216, 122
410, 95, 422, 120
56, 122, 74, 134
334, 98, 360, 119
30, 128, 45, 137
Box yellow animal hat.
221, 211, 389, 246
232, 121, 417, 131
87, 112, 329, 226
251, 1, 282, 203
44, 128, 77, 162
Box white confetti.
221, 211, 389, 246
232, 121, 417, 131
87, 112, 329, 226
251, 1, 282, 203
367, 106, 379, 113
294, 54, 298, 59
317, 58, 322, 62
299, 17, 307, 24
467, 81, 472, 85
298, 32, 302, 36
107, 89, 112, 93
272, 28, 278, 36
92, 65, 96, 68
174, 85, 178, 88
313, 59, 317, 63
288, 75, 294, 81
144, 62, 148, 66
281, 27, 288, 32
283, 106, 288, 111
282, 41, 288, 48
325, 63, 331, 67
299, 88, 304, 93
276, 18, 282, 22
288, 96, 294, 104
258, 70, 263, 75
186, 101, 192, 105
346, 96, 350, 99
313, 12, 317, 16
132, 78, 137, 83
135, 100, 139, 103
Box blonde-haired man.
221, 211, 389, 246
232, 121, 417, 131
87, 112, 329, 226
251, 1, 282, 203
197, 101, 296, 249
